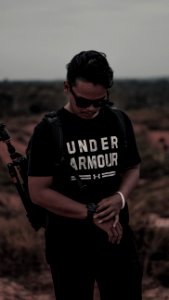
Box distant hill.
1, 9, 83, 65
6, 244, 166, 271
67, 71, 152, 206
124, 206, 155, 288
0, 78, 169, 116
111, 78, 169, 109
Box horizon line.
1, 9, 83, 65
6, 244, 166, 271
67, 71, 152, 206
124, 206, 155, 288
0, 75, 169, 83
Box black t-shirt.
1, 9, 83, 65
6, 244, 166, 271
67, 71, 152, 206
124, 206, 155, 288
28, 107, 141, 225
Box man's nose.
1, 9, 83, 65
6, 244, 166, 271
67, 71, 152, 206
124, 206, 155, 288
87, 104, 98, 111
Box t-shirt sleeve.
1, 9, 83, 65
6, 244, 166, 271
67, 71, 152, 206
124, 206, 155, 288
28, 119, 56, 176
120, 111, 141, 170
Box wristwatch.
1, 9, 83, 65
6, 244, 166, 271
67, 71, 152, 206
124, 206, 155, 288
86, 202, 97, 222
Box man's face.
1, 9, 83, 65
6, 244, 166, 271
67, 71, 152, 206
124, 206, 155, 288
64, 80, 108, 120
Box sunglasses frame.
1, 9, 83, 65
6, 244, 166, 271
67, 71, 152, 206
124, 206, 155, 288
69, 86, 110, 108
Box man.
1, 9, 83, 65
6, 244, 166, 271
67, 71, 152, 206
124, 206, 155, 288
28, 50, 142, 300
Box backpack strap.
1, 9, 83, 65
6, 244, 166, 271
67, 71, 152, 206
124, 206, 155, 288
43, 111, 65, 166
44, 111, 86, 189
105, 104, 128, 149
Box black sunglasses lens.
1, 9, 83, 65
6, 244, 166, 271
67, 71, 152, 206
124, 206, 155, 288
93, 101, 104, 108
75, 98, 91, 108
76, 98, 107, 108
70, 86, 108, 108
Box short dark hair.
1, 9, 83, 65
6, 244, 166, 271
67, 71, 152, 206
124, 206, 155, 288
66, 50, 113, 88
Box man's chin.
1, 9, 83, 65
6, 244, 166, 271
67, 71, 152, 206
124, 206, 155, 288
80, 111, 99, 119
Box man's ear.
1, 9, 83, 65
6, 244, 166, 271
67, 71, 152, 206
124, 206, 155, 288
63, 81, 69, 95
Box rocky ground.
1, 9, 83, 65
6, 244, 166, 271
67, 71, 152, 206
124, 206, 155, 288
0, 275, 169, 300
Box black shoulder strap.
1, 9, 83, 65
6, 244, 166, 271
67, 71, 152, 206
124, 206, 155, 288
106, 105, 128, 149
44, 111, 86, 189
43, 111, 64, 165
26, 111, 64, 164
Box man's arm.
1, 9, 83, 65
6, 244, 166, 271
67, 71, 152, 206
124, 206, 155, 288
28, 176, 87, 219
28, 176, 122, 243
94, 163, 140, 224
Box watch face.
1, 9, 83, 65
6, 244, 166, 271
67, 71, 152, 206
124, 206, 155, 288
87, 203, 97, 221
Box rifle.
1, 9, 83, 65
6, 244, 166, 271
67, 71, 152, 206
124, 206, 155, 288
0, 122, 46, 230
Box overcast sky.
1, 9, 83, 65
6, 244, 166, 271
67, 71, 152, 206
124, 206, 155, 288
0, 0, 169, 80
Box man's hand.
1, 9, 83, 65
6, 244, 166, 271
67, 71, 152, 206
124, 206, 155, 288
94, 194, 122, 226
93, 217, 123, 244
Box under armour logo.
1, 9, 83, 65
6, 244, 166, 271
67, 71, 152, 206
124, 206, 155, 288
93, 173, 101, 180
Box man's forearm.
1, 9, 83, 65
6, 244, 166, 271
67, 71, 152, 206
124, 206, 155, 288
30, 185, 87, 219
118, 163, 140, 200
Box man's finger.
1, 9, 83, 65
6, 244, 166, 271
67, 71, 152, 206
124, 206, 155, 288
113, 214, 119, 227
115, 222, 123, 244
95, 211, 116, 223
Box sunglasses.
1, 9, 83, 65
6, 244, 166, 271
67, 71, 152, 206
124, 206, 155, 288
69, 86, 110, 108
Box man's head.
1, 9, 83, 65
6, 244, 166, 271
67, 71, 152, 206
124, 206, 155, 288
64, 50, 113, 119
66, 50, 113, 88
